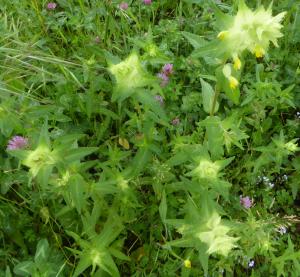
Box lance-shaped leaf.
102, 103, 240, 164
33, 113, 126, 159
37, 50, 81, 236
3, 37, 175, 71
201, 78, 219, 114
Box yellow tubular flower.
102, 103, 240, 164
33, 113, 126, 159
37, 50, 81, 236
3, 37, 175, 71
254, 45, 265, 58
233, 56, 241, 70
229, 76, 239, 89
184, 260, 191, 268
217, 31, 228, 40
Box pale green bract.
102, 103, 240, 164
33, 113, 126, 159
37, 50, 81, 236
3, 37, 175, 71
109, 53, 150, 92
218, 0, 286, 59
191, 159, 220, 179
23, 144, 57, 177
197, 213, 238, 256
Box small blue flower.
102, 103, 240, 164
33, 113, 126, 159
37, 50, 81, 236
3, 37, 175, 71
248, 260, 255, 268
278, 226, 287, 235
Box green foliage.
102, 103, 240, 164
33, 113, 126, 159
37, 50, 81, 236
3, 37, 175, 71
0, 0, 299, 276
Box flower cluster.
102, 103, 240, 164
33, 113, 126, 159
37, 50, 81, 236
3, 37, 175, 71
119, 2, 129, 10
157, 63, 173, 87
7, 136, 28, 150
240, 196, 253, 209
217, 1, 286, 61
47, 2, 57, 10
218, 1, 285, 90
257, 175, 275, 188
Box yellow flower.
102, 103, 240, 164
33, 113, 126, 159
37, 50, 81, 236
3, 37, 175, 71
254, 45, 265, 58
229, 76, 239, 89
233, 56, 241, 70
184, 259, 191, 268
217, 1, 286, 58
217, 31, 228, 40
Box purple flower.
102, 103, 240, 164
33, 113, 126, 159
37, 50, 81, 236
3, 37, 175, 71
143, 0, 152, 5
157, 63, 173, 87
157, 73, 169, 87
7, 136, 28, 150
162, 63, 173, 76
47, 2, 57, 10
240, 196, 252, 209
154, 95, 164, 105
171, 118, 180, 126
119, 2, 129, 10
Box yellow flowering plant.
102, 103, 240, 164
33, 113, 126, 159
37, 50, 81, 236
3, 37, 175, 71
217, 0, 286, 61
213, 0, 286, 104
108, 53, 155, 102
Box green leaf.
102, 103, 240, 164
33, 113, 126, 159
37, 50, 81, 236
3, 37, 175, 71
98, 252, 120, 277
5, 266, 12, 277
73, 252, 92, 277
182, 31, 206, 48
200, 78, 219, 114
109, 247, 130, 261
36, 164, 54, 188
68, 174, 86, 214
191, 40, 220, 58
210, 1, 233, 30
183, 0, 204, 3
64, 147, 98, 164
159, 190, 167, 223
93, 181, 119, 195
201, 116, 224, 159
53, 134, 85, 148
14, 261, 35, 276
166, 238, 194, 248
272, 236, 300, 277
34, 239, 49, 265
221, 114, 248, 151
38, 121, 51, 148
135, 91, 168, 122
94, 216, 123, 247
128, 146, 152, 177
198, 245, 209, 277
